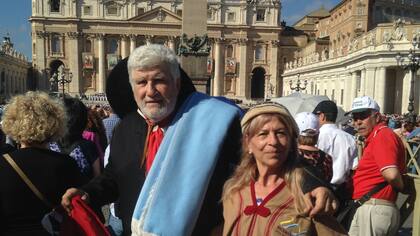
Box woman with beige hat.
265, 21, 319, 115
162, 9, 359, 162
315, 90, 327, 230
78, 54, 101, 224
222, 103, 346, 236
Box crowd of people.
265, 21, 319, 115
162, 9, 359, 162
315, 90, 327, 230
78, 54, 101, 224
81, 93, 108, 102
0, 44, 418, 236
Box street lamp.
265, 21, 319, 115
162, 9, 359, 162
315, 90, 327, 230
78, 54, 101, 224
395, 36, 419, 123
289, 73, 307, 92
50, 65, 72, 99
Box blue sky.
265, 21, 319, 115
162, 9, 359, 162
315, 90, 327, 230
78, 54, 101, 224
0, 0, 341, 61
282, 0, 341, 24
0, 1, 32, 59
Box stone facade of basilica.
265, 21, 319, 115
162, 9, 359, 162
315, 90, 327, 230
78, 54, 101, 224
30, 0, 292, 102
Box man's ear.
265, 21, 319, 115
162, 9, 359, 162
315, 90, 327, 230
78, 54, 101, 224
319, 113, 326, 122
374, 112, 381, 123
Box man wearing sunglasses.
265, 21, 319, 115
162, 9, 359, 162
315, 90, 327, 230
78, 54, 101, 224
348, 96, 405, 236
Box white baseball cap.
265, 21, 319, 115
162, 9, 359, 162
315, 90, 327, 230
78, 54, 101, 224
349, 96, 380, 114
294, 112, 319, 135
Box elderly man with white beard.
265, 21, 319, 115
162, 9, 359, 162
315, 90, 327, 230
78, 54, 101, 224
62, 44, 337, 236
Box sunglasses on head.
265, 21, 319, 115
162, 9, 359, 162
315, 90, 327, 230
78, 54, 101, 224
300, 129, 318, 137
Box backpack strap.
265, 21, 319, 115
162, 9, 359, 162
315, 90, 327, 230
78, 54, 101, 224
355, 181, 388, 206
3, 153, 53, 208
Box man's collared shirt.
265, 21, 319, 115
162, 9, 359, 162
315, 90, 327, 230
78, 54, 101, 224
352, 123, 406, 202
103, 114, 121, 143
317, 123, 357, 185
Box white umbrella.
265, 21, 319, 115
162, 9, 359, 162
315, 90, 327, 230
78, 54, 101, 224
271, 92, 349, 125
271, 92, 329, 116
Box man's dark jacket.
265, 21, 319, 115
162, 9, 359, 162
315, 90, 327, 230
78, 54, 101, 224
82, 59, 242, 236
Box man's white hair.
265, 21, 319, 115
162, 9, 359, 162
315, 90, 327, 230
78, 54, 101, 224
127, 44, 180, 84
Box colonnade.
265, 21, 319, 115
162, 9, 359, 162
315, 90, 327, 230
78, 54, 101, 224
0, 64, 28, 100
284, 65, 420, 115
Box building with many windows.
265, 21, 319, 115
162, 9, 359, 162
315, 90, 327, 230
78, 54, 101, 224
0, 36, 31, 103
30, 0, 302, 102
283, 0, 420, 115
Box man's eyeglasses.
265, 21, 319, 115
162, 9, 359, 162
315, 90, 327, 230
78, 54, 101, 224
351, 110, 373, 121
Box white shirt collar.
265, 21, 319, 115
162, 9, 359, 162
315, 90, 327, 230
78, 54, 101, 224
320, 123, 338, 129
137, 109, 167, 132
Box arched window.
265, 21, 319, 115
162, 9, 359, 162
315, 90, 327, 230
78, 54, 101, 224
226, 45, 233, 58
51, 35, 61, 53
107, 39, 118, 54
251, 67, 266, 99
50, 0, 60, 13
49, 60, 64, 92
84, 39, 92, 52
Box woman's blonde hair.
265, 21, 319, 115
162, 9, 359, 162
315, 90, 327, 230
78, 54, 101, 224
222, 105, 308, 213
2, 91, 67, 145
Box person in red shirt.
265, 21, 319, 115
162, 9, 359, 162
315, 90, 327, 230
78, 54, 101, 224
348, 96, 405, 236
